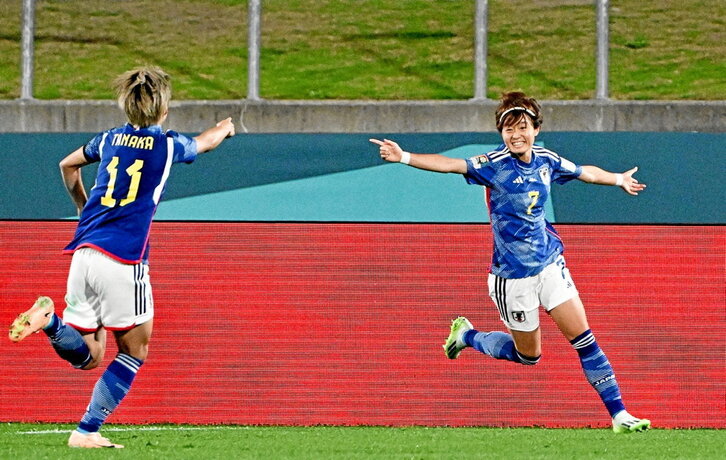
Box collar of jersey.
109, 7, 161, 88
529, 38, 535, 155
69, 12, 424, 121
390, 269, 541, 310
124, 123, 163, 133
504, 148, 538, 173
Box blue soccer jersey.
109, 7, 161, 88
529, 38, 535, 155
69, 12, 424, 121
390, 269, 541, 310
64, 123, 197, 263
464, 145, 582, 279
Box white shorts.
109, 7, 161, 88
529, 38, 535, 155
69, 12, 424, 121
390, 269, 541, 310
487, 254, 578, 332
64, 247, 154, 331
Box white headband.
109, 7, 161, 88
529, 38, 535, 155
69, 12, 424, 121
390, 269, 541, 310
498, 106, 537, 123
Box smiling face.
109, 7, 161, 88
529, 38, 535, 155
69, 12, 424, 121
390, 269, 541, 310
501, 114, 540, 162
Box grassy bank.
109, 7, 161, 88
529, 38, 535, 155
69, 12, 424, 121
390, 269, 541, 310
0, 0, 723, 100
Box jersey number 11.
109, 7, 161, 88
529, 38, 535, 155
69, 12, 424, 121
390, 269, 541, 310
101, 156, 145, 208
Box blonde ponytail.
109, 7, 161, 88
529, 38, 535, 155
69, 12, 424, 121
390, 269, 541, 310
114, 66, 171, 128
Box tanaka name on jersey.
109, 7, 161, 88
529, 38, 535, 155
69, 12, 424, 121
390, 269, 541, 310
110, 134, 155, 150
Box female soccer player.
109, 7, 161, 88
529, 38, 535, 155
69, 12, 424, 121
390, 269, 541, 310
370, 91, 650, 433
9, 66, 235, 448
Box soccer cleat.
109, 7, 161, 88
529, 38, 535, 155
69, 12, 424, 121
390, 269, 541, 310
8, 296, 54, 342
443, 316, 473, 359
612, 411, 651, 434
68, 430, 124, 448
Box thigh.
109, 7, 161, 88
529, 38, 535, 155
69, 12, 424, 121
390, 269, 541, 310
63, 248, 103, 331
87, 250, 155, 330
547, 296, 590, 341
488, 273, 540, 332
539, 255, 579, 312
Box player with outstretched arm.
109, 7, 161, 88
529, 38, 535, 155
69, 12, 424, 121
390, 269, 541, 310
8, 66, 235, 448
370, 91, 650, 433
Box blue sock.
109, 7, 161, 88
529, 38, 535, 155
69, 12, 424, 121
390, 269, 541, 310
570, 329, 626, 417
463, 330, 540, 365
42, 314, 92, 369
77, 353, 143, 434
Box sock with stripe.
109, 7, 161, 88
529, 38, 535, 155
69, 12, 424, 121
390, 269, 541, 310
570, 329, 626, 417
42, 313, 92, 369
77, 353, 144, 434
463, 330, 540, 365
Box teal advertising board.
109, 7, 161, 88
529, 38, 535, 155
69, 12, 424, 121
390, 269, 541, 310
0, 132, 722, 223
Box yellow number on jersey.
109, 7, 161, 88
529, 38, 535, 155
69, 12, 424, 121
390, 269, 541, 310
100, 157, 145, 208
100, 157, 120, 207
526, 191, 540, 215
120, 160, 144, 206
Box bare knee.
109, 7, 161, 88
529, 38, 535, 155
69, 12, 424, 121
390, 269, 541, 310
116, 332, 150, 360
80, 358, 102, 370
114, 324, 152, 361
515, 351, 541, 366
510, 328, 542, 359
120, 343, 149, 361
79, 333, 106, 370
80, 347, 107, 370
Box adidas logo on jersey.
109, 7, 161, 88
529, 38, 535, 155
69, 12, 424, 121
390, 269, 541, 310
512, 176, 524, 184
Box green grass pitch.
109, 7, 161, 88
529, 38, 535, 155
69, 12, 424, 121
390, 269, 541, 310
1, 423, 723, 459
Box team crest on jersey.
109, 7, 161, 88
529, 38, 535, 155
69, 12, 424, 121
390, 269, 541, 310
538, 167, 550, 185
512, 311, 526, 323
471, 155, 489, 169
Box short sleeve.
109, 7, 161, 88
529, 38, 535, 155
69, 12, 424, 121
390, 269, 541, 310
552, 155, 583, 184
166, 130, 198, 164
82, 132, 106, 163
463, 154, 496, 187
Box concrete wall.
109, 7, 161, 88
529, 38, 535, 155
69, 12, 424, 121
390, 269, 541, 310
1, 99, 724, 133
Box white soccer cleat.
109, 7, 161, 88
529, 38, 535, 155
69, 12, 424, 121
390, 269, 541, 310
612, 410, 651, 434
443, 316, 473, 359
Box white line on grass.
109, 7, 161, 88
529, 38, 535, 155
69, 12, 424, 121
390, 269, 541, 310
19, 426, 253, 435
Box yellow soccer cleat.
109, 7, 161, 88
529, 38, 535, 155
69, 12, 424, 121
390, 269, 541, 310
8, 296, 54, 342
443, 316, 473, 359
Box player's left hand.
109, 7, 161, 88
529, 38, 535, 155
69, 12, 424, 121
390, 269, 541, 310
216, 117, 236, 138
621, 167, 646, 196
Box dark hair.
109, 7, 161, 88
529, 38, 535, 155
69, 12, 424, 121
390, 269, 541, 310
494, 92, 543, 132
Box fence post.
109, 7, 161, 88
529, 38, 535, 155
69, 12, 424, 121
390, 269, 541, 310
247, 0, 261, 100
595, 0, 609, 99
473, 0, 488, 100
20, 0, 35, 100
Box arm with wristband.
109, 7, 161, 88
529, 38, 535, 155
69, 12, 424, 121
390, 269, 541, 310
369, 138, 467, 174
577, 165, 646, 196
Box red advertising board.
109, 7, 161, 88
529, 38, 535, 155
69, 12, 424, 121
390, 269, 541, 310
0, 221, 723, 428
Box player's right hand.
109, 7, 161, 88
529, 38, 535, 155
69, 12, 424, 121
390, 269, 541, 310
369, 138, 403, 163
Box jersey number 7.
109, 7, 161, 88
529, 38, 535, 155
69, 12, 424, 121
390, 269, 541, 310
526, 191, 540, 215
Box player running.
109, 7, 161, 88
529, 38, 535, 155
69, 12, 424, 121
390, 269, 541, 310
8, 66, 235, 448
370, 91, 650, 434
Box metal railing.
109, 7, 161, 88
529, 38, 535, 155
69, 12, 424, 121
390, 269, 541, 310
20, 0, 35, 100
19, 0, 611, 101
595, 0, 610, 100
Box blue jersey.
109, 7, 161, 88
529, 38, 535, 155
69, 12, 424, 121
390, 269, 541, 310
464, 145, 582, 279
64, 124, 197, 263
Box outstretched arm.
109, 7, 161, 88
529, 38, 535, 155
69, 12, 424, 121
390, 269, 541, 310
59, 146, 92, 215
578, 165, 646, 196
369, 138, 467, 174
194, 117, 236, 153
